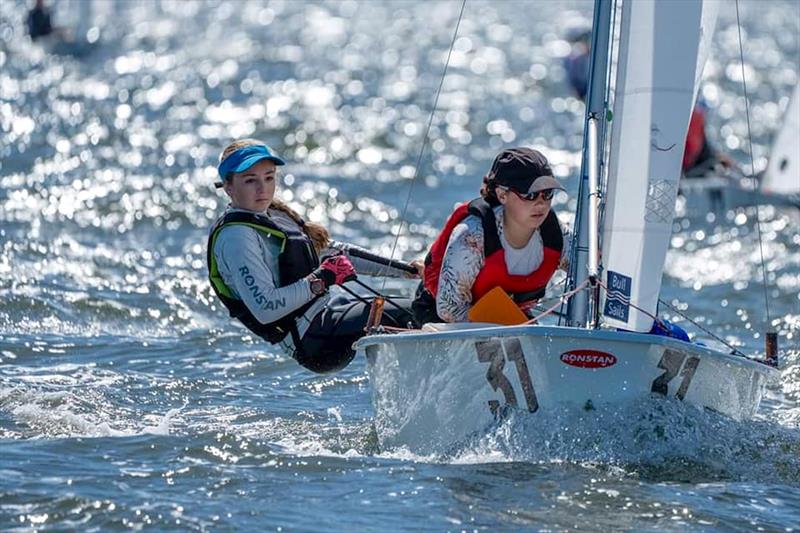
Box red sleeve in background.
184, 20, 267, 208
683, 108, 706, 172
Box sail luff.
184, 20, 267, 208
600, 0, 713, 332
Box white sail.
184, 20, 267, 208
601, 0, 714, 332
762, 81, 800, 195
695, 1, 720, 102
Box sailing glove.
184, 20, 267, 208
315, 254, 357, 287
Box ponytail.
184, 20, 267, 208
480, 174, 501, 207
269, 199, 330, 253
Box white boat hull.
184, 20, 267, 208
356, 325, 777, 453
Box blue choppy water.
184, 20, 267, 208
1, 0, 799, 530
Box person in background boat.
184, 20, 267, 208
563, 28, 735, 179
27, 0, 67, 41
208, 139, 421, 374
412, 147, 569, 324
563, 25, 591, 101
682, 100, 736, 178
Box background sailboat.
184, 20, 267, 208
357, 0, 778, 454
761, 81, 800, 198
679, 78, 800, 214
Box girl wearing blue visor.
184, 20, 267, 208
207, 139, 421, 373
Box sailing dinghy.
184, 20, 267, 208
355, 0, 779, 454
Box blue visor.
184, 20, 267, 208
217, 145, 286, 180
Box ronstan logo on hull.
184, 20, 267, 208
560, 350, 617, 368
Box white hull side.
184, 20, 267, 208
357, 325, 776, 454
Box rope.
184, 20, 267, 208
735, 0, 773, 328
337, 283, 371, 305
379, 0, 467, 289
338, 280, 417, 324
527, 279, 591, 324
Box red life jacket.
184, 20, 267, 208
417, 198, 563, 315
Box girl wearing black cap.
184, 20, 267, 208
412, 147, 569, 324
207, 138, 420, 373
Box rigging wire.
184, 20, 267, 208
734, 0, 774, 329
657, 298, 746, 357
378, 0, 467, 291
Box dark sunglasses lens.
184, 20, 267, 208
520, 189, 554, 201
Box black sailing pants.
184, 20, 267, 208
294, 295, 417, 374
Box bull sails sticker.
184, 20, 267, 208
603, 270, 631, 322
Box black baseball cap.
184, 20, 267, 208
488, 147, 564, 193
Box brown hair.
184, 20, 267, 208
479, 174, 501, 207
220, 139, 331, 253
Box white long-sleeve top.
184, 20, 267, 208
436, 205, 570, 322
212, 206, 410, 351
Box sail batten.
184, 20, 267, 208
600, 0, 715, 332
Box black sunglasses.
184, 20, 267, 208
499, 186, 555, 202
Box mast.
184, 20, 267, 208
566, 0, 613, 328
